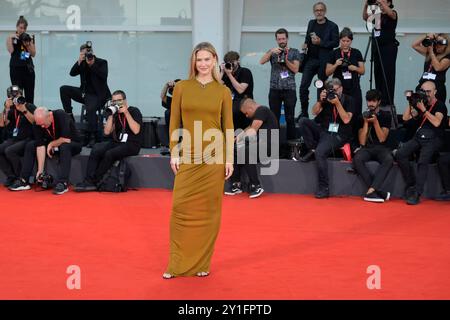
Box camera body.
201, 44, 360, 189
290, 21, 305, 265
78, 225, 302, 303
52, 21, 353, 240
405, 89, 428, 112
278, 48, 287, 65
85, 41, 94, 61
225, 62, 233, 70
422, 37, 448, 48
104, 100, 122, 116
7, 85, 21, 99
13, 96, 26, 105
19, 32, 32, 43
37, 172, 54, 189
315, 80, 337, 101
362, 109, 376, 119
341, 57, 352, 68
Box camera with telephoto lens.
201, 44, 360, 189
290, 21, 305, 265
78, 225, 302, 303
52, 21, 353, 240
104, 100, 122, 116
315, 80, 337, 101
405, 89, 428, 112
362, 109, 376, 119
7, 85, 21, 99
13, 96, 26, 105
37, 172, 54, 189
367, 0, 378, 5
422, 37, 448, 48
85, 41, 94, 61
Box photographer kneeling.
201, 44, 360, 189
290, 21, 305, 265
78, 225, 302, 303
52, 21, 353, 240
353, 89, 393, 203
396, 81, 448, 205
298, 78, 354, 198
75, 90, 142, 192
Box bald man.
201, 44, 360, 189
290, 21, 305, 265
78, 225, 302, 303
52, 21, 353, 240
396, 81, 448, 205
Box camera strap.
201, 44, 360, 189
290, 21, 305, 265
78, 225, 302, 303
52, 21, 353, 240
340, 48, 351, 59
419, 100, 437, 129
14, 109, 21, 129
119, 114, 127, 132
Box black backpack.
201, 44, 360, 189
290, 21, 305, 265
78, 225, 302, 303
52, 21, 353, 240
97, 160, 131, 192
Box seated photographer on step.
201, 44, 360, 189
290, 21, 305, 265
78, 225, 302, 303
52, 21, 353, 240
395, 81, 448, 205
353, 89, 393, 203
75, 90, 142, 192
298, 78, 354, 199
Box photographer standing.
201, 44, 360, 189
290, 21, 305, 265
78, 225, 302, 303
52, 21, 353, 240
412, 33, 450, 103
298, 78, 354, 198
260, 28, 300, 142
396, 81, 448, 205
299, 2, 339, 118
6, 16, 36, 104
0, 86, 35, 188
363, 0, 399, 106
161, 79, 181, 139
60, 42, 111, 147
353, 89, 393, 203
30, 107, 82, 195
75, 90, 142, 192
326, 27, 365, 116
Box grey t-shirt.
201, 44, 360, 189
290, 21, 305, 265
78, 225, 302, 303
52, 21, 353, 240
269, 48, 300, 90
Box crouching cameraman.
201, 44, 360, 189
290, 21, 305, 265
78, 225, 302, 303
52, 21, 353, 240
353, 89, 393, 203
75, 90, 142, 192
396, 81, 448, 205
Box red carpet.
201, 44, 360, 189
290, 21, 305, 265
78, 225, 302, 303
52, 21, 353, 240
0, 187, 449, 300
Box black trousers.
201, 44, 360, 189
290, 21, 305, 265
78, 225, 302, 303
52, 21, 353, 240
438, 153, 450, 192
396, 136, 443, 194
60, 85, 102, 133
299, 58, 327, 114
19, 140, 38, 182
298, 118, 345, 189
0, 139, 29, 178
86, 141, 140, 182
230, 141, 260, 186
374, 43, 398, 106
10, 66, 35, 104
353, 145, 393, 191
269, 89, 296, 140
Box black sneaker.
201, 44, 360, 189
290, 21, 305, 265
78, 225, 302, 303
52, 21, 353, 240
249, 184, 264, 199
224, 182, 243, 195
8, 178, 31, 191
435, 191, 450, 201
53, 182, 69, 195
74, 180, 97, 192
406, 187, 420, 205
377, 190, 391, 202
3, 176, 17, 188
364, 191, 384, 203
315, 188, 329, 199
300, 150, 315, 162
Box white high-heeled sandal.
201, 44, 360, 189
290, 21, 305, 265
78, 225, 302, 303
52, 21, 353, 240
162, 273, 175, 279
196, 271, 209, 277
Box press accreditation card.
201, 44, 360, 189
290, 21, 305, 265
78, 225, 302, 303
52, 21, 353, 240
12, 128, 19, 137
342, 71, 352, 80
422, 72, 437, 80
119, 133, 128, 143
280, 71, 289, 79
328, 123, 339, 133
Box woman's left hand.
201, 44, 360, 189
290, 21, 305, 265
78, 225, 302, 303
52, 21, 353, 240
225, 163, 234, 180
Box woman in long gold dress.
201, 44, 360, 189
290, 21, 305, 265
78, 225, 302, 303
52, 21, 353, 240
163, 42, 234, 279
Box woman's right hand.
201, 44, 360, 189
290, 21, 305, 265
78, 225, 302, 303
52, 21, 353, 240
170, 158, 180, 175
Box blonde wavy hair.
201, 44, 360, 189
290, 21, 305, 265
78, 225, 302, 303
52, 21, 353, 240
188, 42, 221, 82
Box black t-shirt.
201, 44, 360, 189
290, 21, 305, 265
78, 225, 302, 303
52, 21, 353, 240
314, 94, 355, 141
7, 103, 36, 141
358, 110, 391, 146
376, 11, 398, 46
328, 48, 364, 92
34, 110, 81, 146
112, 106, 143, 147
9, 38, 34, 68
419, 53, 450, 85
251, 106, 278, 149
162, 96, 172, 110
223, 67, 254, 130
415, 100, 448, 137
308, 23, 328, 59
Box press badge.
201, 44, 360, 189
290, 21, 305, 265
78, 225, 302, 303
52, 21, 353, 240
422, 72, 436, 80
328, 123, 339, 133
119, 133, 128, 143
12, 128, 19, 137
374, 30, 381, 37
231, 93, 235, 100
342, 71, 352, 80
280, 71, 289, 79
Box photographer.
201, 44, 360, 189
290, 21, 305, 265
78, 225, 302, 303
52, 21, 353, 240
353, 89, 393, 203
0, 86, 36, 188
299, 2, 339, 118
298, 78, 354, 198
29, 107, 82, 195
75, 90, 142, 192
161, 79, 181, 139
6, 16, 36, 104
396, 81, 448, 205
260, 28, 300, 142
363, 0, 398, 106
326, 27, 365, 116
221, 51, 254, 130
60, 42, 111, 147
412, 33, 450, 103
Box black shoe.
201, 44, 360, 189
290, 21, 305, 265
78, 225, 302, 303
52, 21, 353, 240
53, 182, 69, 195
298, 112, 309, 119
8, 178, 31, 191
377, 190, 391, 202
406, 187, 420, 205
315, 188, 329, 199
249, 184, 264, 199
364, 191, 384, 203
224, 182, 243, 195
300, 150, 315, 162
74, 180, 97, 192
87, 136, 96, 148
3, 176, 17, 188
435, 191, 450, 201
